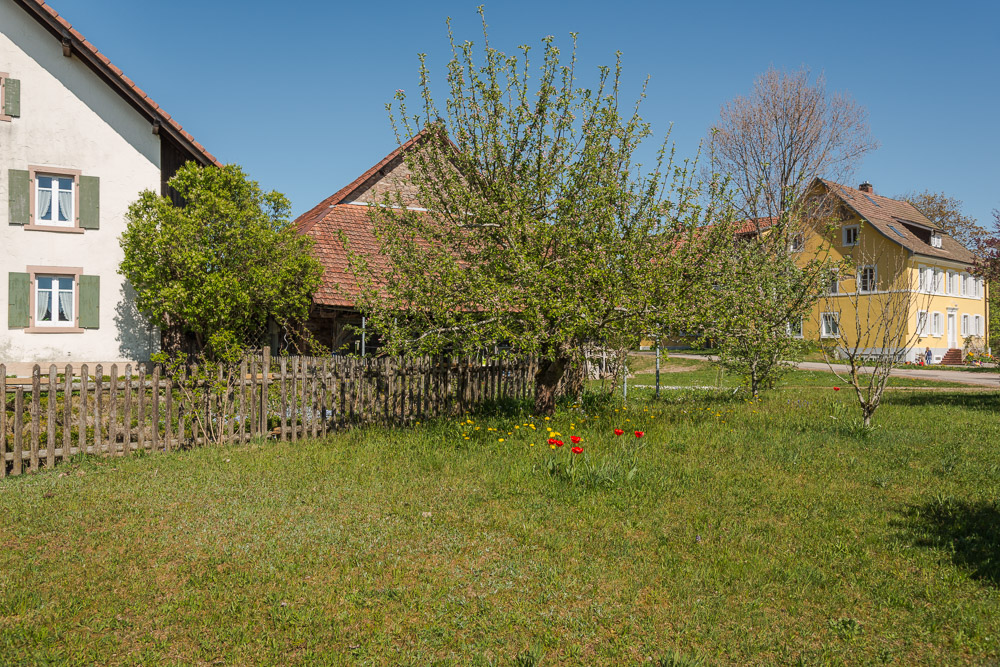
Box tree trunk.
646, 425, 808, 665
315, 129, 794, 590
534, 355, 570, 416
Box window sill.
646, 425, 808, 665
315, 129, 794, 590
0, 114, 10, 122
24, 326, 85, 334
24, 224, 85, 234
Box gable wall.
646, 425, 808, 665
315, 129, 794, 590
344, 155, 421, 207
0, 2, 161, 365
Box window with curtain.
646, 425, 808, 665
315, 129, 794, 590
35, 276, 74, 326
35, 175, 74, 227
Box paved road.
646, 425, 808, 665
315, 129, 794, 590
663, 353, 1000, 388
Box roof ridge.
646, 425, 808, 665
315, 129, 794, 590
17, 0, 219, 166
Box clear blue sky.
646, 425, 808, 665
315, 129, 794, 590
53, 0, 999, 226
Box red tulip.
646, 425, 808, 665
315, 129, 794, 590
634, 431, 644, 438
614, 429, 624, 436
547, 437, 557, 445
571, 446, 583, 454
571, 435, 582, 444
833, 386, 841, 391
555, 439, 564, 447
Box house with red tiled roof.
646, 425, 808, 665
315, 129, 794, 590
295, 131, 433, 353
2, 0, 218, 366
795, 178, 988, 363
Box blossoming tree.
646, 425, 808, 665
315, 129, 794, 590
346, 11, 725, 414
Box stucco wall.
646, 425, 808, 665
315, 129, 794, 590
0, 3, 160, 365
799, 206, 988, 361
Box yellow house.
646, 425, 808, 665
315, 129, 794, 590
795, 179, 989, 364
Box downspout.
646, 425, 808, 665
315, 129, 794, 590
361, 316, 366, 357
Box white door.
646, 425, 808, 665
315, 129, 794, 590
947, 313, 957, 348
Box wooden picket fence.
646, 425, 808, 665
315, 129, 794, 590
0, 354, 537, 477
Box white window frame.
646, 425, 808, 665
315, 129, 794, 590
828, 269, 840, 295
974, 315, 983, 336
917, 310, 929, 337
932, 312, 942, 337
976, 278, 983, 299
842, 225, 859, 247
786, 317, 804, 338
962, 314, 969, 336
930, 231, 942, 248
919, 266, 932, 293
820, 312, 840, 339
788, 232, 805, 253
858, 265, 877, 293
33, 274, 76, 328
934, 268, 944, 294
34, 174, 76, 228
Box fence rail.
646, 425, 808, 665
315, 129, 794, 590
0, 355, 537, 477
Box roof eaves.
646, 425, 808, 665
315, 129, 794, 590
14, 0, 220, 167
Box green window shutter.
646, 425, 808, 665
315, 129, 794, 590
8, 272, 29, 328
78, 275, 100, 329
4, 78, 19, 117
79, 175, 100, 229
8, 169, 29, 225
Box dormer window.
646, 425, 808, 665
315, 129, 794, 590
930, 231, 942, 248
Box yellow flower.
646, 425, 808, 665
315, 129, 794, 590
498, 438, 505, 443
515, 425, 520, 429
550, 445, 556, 450
530, 443, 535, 447
551, 431, 561, 437
529, 424, 536, 430
545, 416, 551, 421
475, 427, 480, 431
546, 427, 552, 432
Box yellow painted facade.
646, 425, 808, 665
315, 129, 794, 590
794, 198, 989, 363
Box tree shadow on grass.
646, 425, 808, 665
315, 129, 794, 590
895, 497, 1000, 587
884, 391, 1000, 415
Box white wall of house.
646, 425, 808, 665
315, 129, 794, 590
0, 2, 160, 364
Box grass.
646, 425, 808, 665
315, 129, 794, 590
625, 355, 973, 389
2, 387, 1000, 664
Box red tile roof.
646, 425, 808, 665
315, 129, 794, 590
819, 178, 974, 264
16, 0, 219, 167
304, 205, 391, 308
295, 132, 436, 307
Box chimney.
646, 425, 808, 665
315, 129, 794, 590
859, 181, 874, 194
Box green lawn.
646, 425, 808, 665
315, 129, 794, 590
2, 387, 1000, 664
626, 355, 971, 389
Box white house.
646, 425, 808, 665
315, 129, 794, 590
1, 0, 217, 366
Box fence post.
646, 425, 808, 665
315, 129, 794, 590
31, 365, 41, 472
261, 348, 271, 436
63, 365, 73, 460
13, 387, 24, 476
151, 366, 160, 452
47, 365, 57, 468
95, 364, 104, 454
79, 365, 89, 455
